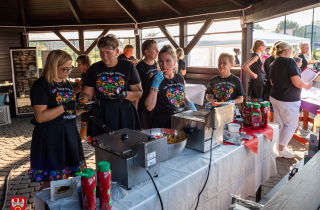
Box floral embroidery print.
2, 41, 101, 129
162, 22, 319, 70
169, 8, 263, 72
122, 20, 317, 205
166, 86, 185, 108
30, 160, 87, 182
56, 91, 76, 114
81, 121, 87, 129
149, 71, 157, 78
87, 136, 101, 147
249, 98, 263, 103
96, 75, 125, 97
212, 85, 233, 102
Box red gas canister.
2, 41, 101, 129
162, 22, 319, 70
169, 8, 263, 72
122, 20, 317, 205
97, 161, 112, 210
250, 104, 262, 129
76, 168, 96, 210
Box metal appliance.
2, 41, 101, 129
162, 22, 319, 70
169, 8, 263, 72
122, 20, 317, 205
171, 103, 234, 152
94, 128, 168, 189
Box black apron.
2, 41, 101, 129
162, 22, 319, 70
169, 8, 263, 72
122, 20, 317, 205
87, 98, 141, 144
30, 122, 86, 182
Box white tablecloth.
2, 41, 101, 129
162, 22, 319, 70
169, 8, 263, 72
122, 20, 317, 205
35, 124, 279, 210
185, 83, 207, 105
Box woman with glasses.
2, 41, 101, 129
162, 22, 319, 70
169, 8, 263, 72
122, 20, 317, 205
243, 40, 266, 103
29, 50, 88, 191
206, 53, 245, 104
74, 55, 91, 141
144, 45, 197, 128
80, 34, 142, 146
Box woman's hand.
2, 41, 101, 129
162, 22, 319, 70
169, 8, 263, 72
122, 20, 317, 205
305, 82, 313, 89
251, 73, 258, 79
63, 101, 78, 111
152, 71, 164, 88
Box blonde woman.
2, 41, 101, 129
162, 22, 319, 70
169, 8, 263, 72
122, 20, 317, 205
30, 50, 87, 191
297, 42, 318, 70
243, 40, 266, 103
269, 41, 312, 158
176, 47, 186, 76
144, 45, 196, 128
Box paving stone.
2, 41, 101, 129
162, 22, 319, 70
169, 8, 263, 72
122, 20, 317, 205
28, 197, 34, 204
11, 183, 28, 190
20, 179, 31, 184
263, 182, 274, 187
29, 182, 40, 187
278, 168, 289, 175
21, 193, 29, 198
10, 180, 20, 185
7, 190, 17, 195
263, 186, 272, 195
25, 204, 32, 210
12, 176, 23, 181
29, 191, 35, 198
34, 185, 40, 191
22, 175, 30, 180
17, 187, 33, 194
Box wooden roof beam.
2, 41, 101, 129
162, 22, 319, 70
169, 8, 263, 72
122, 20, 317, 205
84, 28, 110, 55
53, 30, 81, 55
184, 19, 214, 55
160, 0, 184, 16
115, 0, 139, 23
18, 0, 26, 26
158, 25, 179, 49
66, 0, 82, 24
229, 0, 244, 8
79, 29, 85, 54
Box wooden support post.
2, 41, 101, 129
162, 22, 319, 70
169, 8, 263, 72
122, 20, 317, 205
18, 0, 26, 26
53, 30, 81, 55
184, 19, 214, 55
241, 23, 253, 101
158, 25, 179, 49
84, 28, 110, 55
179, 21, 188, 65
78, 29, 85, 54
160, 0, 184, 16
22, 33, 29, 47
135, 29, 142, 59
66, 0, 82, 24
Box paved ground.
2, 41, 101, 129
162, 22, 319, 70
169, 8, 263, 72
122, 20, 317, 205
0, 117, 311, 209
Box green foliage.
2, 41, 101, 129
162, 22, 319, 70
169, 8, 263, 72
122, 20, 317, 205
144, 31, 160, 38
274, 20, 307, 38
312, 49, 318, 60
253, 23, 264, 30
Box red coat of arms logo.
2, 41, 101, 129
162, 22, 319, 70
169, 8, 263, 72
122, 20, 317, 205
10, 197, 25, 210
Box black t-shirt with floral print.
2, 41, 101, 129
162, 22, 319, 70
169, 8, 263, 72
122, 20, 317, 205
85, 60, 141, 99
207, 74, 245, 102
79, 72, 87, 90
30, 77, 76, 124
144, 73, 186, 112
136, 61, 159, 91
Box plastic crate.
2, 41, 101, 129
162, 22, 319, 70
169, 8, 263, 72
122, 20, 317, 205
0, 105, 11, 125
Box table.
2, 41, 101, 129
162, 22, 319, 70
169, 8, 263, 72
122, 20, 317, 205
185, 83, 206, 105
35, 124, 279, 210
293, 87, 320, 144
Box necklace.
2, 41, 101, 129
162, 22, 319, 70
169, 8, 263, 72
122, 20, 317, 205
53, 80, 64, 86
105, 61, 118, 75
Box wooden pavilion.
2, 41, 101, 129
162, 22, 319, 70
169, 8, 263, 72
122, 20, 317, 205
1, 0, 320, 95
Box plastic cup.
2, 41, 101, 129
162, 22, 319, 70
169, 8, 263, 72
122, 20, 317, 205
236, 118, 244, 130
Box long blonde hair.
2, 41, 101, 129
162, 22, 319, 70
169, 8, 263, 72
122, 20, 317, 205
41, 50, 72, 84
252, 40, 265, 53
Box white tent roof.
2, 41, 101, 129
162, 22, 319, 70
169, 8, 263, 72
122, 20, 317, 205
158, 30, 310, 49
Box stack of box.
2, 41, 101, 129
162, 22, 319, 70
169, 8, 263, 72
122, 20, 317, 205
305, 132, 319, 164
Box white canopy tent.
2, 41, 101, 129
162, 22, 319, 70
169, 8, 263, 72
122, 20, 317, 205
157, 30, 310, 67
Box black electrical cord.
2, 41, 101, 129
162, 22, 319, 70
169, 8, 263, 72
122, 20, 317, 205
146, 169, 164, 210
194, 128, 215, 210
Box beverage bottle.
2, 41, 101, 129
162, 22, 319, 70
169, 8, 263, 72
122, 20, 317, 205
313, 110, 320, 133
97, 161, 112, 210
250, 104, 262, 129
76, 168, 97, 210
260, 102, 269, 128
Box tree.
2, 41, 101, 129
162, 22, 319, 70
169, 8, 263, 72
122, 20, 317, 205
274, 20, 306, 37
253, 23, 265, 30
144, 31, 160, 38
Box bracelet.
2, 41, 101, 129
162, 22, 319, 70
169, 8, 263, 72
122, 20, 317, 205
150, 87, 159, 92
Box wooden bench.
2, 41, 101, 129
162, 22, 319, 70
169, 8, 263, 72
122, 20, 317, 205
261, 152, 320, 210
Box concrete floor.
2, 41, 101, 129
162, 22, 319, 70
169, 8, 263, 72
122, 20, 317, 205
0, 117, 311, 209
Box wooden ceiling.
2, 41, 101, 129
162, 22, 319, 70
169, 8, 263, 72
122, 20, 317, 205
0, 0, 262, 27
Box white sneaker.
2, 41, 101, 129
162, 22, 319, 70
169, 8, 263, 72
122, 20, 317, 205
278, 147, 296, 159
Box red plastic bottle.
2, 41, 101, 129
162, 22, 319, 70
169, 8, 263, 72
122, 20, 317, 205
97, 161, 112, 210
250, 104, 262, 129
260, 102, 269, 128
76, 168, 97, 210
243, 102, 252, 127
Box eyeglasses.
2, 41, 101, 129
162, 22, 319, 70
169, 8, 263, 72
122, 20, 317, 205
158, 59, 173, 65
59, 65, 74, 73
218, 62, 230, 66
